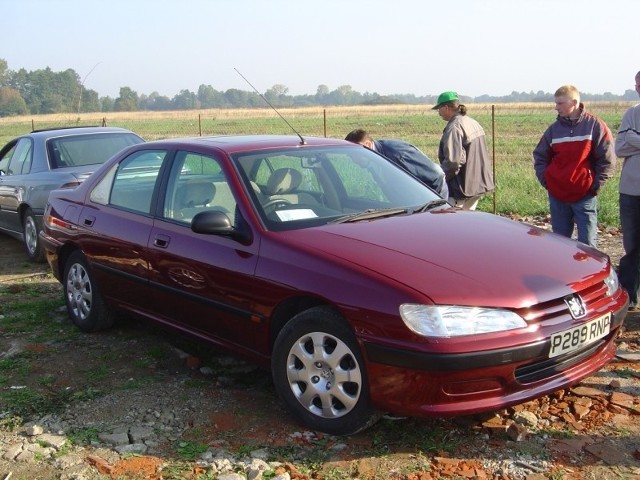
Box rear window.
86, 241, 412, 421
47, 132, 142, 168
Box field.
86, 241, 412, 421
0, 102, 635, 226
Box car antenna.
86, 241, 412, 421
234, 68, 306, 145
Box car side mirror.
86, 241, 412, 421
191, 210, 251, 244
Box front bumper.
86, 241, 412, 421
363, 300, 628, 417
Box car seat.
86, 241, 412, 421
264, 168, 316, 206
175, 181, 216, 220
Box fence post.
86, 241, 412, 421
199, 114, 202, 136
323, 109, 327, 138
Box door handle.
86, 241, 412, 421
153, 234, 171, 248
83, 216, 95, 227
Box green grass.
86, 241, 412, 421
0, 386, 67, 418
0, 354, 34, 379
174, 440, 209, 460
84, 364, 110, 384
66, 426, 102, 446
0, 294, 69, 338
367, 417, 461, 455
0, 414, 23, 432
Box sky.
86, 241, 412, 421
4, 0, 639, 100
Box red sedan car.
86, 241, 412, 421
40, 135, 628, 435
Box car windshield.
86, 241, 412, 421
234, 144, 442, 231
47, 132, 142, 168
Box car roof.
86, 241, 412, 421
25, 126, 139, 140
141, 135, 351, 154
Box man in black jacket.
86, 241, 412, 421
345, 129, 449, 199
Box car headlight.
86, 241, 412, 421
604, 267, 619, 296
400, 304, 527, 338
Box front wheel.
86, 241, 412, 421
63, 251, 114, 332
23, 208, 44, 262
272, 306, 376, 435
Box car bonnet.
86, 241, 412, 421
282, 210, 609, 308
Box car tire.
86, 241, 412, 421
63, 251, 115, 332
23, 208, 44, 262
272, 306, 376, 435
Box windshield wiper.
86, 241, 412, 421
411, 199, 450, 213
330, 207, 409, 224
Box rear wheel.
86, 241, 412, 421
272, 306, 376, 435
23, 208, 44, 262
63, 251, 114, 332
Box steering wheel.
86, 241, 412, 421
262, 198, 292, 214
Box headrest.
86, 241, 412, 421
250, 181, 263, 195
266, 168, 302, 195
178, 181, 216, 207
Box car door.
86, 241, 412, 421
77, 148, 169, 311
146, 150, 264, 355
0, 138, 33, 234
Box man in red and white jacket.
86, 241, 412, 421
533, 84, 616, 247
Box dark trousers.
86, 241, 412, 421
618, 193, 640, 304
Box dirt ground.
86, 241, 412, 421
1, 220, 640, 480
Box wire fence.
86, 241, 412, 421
0, 103, 631, 160
0, 102, 633, 224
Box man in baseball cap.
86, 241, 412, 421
432, 90, 494, 210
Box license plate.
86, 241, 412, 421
548, 313, 611, 358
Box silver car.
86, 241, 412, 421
0, 126, 143, 261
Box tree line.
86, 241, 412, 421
1, 58, 638, 118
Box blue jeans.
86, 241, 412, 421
618, 193, 640, 305
548, 193, 598, 247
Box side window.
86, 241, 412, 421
48, 133, 142, 168
90, 150, 167, 214
254, 160, 272, 186
0, 143, 17, 174
2, 139, 33, 175
163, 151, 237, 225
19, 141, 33, 174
